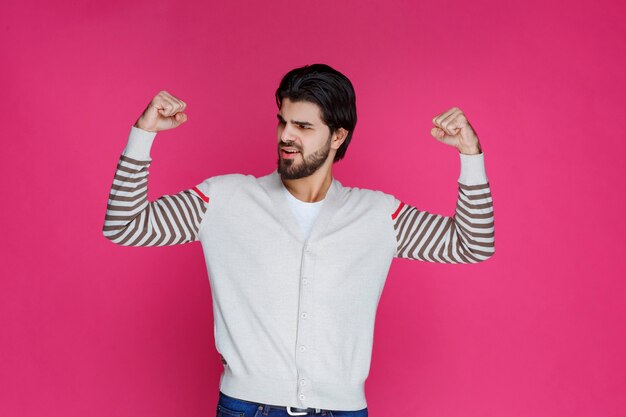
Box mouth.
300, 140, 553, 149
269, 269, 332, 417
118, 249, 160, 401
280, 147, 300, 159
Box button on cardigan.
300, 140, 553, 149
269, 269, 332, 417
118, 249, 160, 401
103, 126, 495, 410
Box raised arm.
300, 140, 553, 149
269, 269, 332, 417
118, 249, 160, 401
392, 106, 495, 263
102, 127, 209, 246
102, 91, 209, 246
392, 152, 494, 263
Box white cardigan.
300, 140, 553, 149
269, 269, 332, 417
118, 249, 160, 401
103, 126, 495, 410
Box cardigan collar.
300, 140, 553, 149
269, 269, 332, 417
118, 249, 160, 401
260, 169, 343, 244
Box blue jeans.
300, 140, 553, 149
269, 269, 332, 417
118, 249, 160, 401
216, 391, 369, 417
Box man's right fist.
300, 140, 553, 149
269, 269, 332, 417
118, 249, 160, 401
134, 91, 188, 132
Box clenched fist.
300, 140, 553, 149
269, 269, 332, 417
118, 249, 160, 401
431, 107, 482, 155
134, 91, 188, 132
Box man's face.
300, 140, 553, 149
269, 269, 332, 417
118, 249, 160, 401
276, 98, 334, 179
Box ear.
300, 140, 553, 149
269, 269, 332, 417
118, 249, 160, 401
330, 128, 349, 150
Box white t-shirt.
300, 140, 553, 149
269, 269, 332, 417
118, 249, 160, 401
282, 186, 325, 240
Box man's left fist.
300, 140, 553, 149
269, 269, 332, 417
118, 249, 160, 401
431, 107, 482, 155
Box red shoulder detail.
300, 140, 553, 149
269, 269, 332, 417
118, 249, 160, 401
391, 201, 405, 220
191, 186, 209, 203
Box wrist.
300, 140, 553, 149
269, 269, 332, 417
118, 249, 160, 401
133, 119, 156, 133
459, 143, 482, 155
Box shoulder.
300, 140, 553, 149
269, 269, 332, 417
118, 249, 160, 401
336, 181, 400, 214
195, 173, 257, 196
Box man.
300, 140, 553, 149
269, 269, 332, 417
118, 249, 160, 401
102, 64, 495, 417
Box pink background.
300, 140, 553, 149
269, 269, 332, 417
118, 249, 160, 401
1, 0, 624, 416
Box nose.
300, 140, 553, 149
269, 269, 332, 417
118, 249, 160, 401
279, 123, 298, 144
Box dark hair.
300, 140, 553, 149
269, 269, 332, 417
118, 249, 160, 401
275, 63, 357, 162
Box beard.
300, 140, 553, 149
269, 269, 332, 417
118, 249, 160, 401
277, 137, 331, 180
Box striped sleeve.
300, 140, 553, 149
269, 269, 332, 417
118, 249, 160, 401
102, 126, 210, 247
392, 152, 495, 263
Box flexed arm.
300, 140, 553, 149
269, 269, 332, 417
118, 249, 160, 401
102, 91, 209, 246
393, 107, 495, 263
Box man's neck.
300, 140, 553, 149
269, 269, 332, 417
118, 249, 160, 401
281, 162, 334, 203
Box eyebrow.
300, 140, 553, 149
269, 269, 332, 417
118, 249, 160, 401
277, 114, 314, 127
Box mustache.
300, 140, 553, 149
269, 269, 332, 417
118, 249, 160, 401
279, 141, 301, 151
